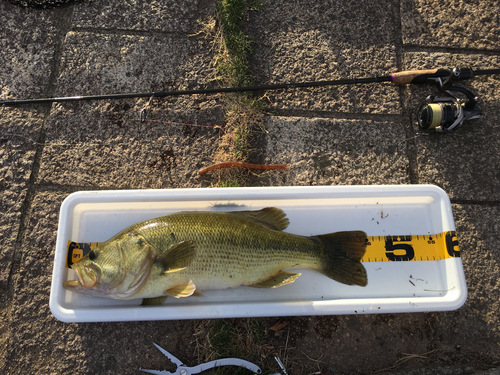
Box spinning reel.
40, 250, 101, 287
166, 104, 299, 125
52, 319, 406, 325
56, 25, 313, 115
415, 67, 483, 134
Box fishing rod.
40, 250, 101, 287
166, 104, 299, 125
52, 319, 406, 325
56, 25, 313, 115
2, 67, 499, 133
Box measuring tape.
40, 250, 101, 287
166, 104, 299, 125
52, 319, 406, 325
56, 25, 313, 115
66, 242, 99, 268
66, 231, 460, 268
362, 231, 459, 262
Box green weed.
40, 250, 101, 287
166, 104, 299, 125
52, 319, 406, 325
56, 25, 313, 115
195, 0, 266, 185
217, 178, 240, 187
216, 0, 264, 86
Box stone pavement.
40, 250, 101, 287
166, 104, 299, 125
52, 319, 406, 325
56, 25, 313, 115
1, 0, 499, 374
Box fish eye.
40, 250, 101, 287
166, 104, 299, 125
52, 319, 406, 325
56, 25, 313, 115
88, 250, 98, 261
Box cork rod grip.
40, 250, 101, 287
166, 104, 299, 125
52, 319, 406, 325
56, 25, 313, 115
391, 69, 441, 84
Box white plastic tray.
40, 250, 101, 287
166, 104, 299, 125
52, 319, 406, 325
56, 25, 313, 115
50, 185, 467, 322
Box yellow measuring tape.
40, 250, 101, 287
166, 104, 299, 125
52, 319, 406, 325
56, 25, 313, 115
362, 231, 459, 262
67, 242, 99, 268
66, 231, 460, 268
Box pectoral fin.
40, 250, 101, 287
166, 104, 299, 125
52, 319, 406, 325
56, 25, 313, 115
248, 271, 301, 288
153, 241, 195, 274
165, 280, 197, 298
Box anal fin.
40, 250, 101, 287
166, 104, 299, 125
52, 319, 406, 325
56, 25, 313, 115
165, 280, 197, 298
248, 271, 301, 288
191, 289, 205, 297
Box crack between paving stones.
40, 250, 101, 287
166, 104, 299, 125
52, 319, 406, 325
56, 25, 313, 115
266, 109, 403, 122
5, 126, 47, 311
35, 183, 135, 192
400, 85, 419, 184
393, 0, 420, 184
403, 44, 500, 56
71, 26, 198, 38
46, 5, 78, 100
4, 4, 76, 312
451, 199, 500, 206
393, 0, 404, 72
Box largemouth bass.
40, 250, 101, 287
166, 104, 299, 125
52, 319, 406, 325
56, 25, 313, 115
64, 208, 368, 305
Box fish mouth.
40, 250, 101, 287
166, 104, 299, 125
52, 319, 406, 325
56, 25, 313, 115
64, 279, 83, 288
65, 264, 97, 289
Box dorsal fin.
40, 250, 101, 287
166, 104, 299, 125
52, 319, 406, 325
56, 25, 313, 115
232, 207, 289, 231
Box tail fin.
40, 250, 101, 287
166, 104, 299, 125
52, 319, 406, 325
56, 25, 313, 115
314, 231, 368, 286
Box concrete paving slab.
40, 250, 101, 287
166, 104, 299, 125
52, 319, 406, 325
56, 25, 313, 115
37, 30, 224, 188
55, 31, 215, 96
402, 52, 500, 200
247, 0, 401, 114
0, 1, 58, 99
401, 0, 500, 50
73, 0, 215, 33
37, 100, 224, 188
258, 116, 410, 186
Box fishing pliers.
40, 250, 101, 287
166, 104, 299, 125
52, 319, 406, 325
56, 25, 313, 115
139, 343, 262, 375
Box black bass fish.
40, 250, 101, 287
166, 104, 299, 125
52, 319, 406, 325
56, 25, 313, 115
64, 208, 368, 305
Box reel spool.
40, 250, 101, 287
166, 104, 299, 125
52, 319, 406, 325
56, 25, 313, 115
414, 67, 483, 133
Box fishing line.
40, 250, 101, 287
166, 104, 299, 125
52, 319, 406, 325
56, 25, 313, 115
138, 118, 225, 130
